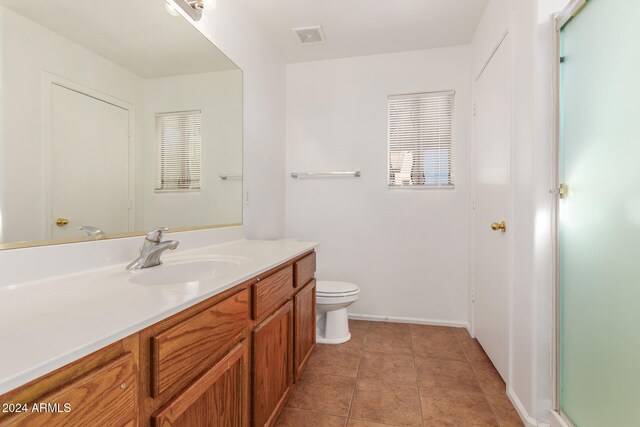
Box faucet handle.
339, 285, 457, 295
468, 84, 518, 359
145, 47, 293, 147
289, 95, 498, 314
146, 227, 169, 243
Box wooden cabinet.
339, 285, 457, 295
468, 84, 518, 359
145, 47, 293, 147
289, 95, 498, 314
0, 250, 316, 427
3, 353, 137, 427
252, 301, 294, 427
152, 342, 249, 427
294, 279, 316, 380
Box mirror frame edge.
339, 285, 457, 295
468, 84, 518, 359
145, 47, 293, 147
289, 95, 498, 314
0, 223, 243, 251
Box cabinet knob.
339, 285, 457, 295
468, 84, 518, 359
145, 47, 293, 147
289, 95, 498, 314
120, 383, 127, 390
256, 278, 261, 282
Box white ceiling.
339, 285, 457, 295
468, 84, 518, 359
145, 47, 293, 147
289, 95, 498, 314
0, 0, 238, 78
236, 0, 489, 63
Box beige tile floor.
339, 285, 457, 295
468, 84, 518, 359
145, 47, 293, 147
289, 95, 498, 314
276, 320, 523, 427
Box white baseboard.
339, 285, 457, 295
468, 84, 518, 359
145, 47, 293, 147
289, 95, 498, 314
550, 410, 573, 427
507, 388, 541, 427
347, 313, 469, 330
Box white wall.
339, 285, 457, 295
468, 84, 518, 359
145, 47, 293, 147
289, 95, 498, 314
471, 0, 568, 424
285, 46, 472, 325
0, 6, 144, 243
190, 5, 287, 240
141, 71, 243, 230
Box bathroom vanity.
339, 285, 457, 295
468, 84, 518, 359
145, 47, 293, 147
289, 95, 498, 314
0, 242, 317, 427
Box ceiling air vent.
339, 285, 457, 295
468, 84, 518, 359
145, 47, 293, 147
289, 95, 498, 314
292, 26, 326, 45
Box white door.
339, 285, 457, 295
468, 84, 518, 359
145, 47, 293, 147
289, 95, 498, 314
473, 35, 512, 381
50, 84, 130, 239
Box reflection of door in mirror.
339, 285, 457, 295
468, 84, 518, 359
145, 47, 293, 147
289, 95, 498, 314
49, 84, 131, 239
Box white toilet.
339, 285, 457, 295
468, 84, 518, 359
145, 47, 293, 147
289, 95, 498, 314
315, 281, 360, 344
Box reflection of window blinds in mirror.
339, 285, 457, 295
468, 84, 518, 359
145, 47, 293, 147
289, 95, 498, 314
388, 91, 455, 187
155, 111, 202, 191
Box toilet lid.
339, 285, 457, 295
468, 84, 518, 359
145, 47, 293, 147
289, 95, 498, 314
316, 281, 360, 297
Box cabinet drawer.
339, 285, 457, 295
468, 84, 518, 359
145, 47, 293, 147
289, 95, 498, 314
252, 266, 293, 322
4, 353, 136, 427
151, 289, 249, 397
294, 252, 316, 288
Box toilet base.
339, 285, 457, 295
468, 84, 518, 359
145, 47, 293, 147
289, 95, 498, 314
317, 332, 351, 345
316, 306, 351, 344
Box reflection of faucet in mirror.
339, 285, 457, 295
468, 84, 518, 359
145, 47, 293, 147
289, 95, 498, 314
126, 228, 179, 270
78, 226, 105, 240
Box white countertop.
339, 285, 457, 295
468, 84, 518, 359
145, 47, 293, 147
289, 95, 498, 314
0, 239, 318, 395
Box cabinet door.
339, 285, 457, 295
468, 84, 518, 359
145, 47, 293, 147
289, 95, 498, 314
252, 301, 293, 427
294, 279, 316, 381
4, 353, 136, 427
153, 342, 249, 427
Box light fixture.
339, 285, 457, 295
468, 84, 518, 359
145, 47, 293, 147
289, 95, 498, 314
166, 0, 217, 21
187, 0, 217, 11
164, 1, 180, 16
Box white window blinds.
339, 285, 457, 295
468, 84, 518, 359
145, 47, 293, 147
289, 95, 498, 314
388, 91, 455, 187
155, 111, 202, 192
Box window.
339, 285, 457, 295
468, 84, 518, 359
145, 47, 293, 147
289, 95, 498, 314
155, 111, 202, 192
388, 91, 455, 188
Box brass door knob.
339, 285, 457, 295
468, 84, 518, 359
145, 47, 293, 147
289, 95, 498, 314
491, 221, 507, 233
56, 217, 69, 227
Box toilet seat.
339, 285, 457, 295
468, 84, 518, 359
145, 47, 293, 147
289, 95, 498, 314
316, 281, 360, 298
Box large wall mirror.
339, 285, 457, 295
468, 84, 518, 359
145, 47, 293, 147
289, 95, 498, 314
0, 0, 243, 249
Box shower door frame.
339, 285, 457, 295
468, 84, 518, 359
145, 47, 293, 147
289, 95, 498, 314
550, 1, 587, 426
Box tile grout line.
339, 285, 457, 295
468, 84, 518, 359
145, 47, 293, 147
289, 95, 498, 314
410, 332, 426, 427
415, 327, 457, 426
349, 321, 417, 427
281, 406, 349, 423
346, 325, 367, 424
462, 338, 504, 427
348, 416, 404, 427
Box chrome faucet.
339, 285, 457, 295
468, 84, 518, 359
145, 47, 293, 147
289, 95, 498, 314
78, 225, 105, 240
126, 228, 179, 270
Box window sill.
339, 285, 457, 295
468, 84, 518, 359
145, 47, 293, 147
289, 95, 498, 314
154, 189, 201, 194
387, 185, 455, 191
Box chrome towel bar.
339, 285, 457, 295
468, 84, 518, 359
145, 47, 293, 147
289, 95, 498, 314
219, 173, 242, 180
290, 171, 361, 178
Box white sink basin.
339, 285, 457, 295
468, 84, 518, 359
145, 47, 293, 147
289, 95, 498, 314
128, 256, 249, 286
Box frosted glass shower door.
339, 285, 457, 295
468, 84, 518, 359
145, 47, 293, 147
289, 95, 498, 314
558, 0, 640, 425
